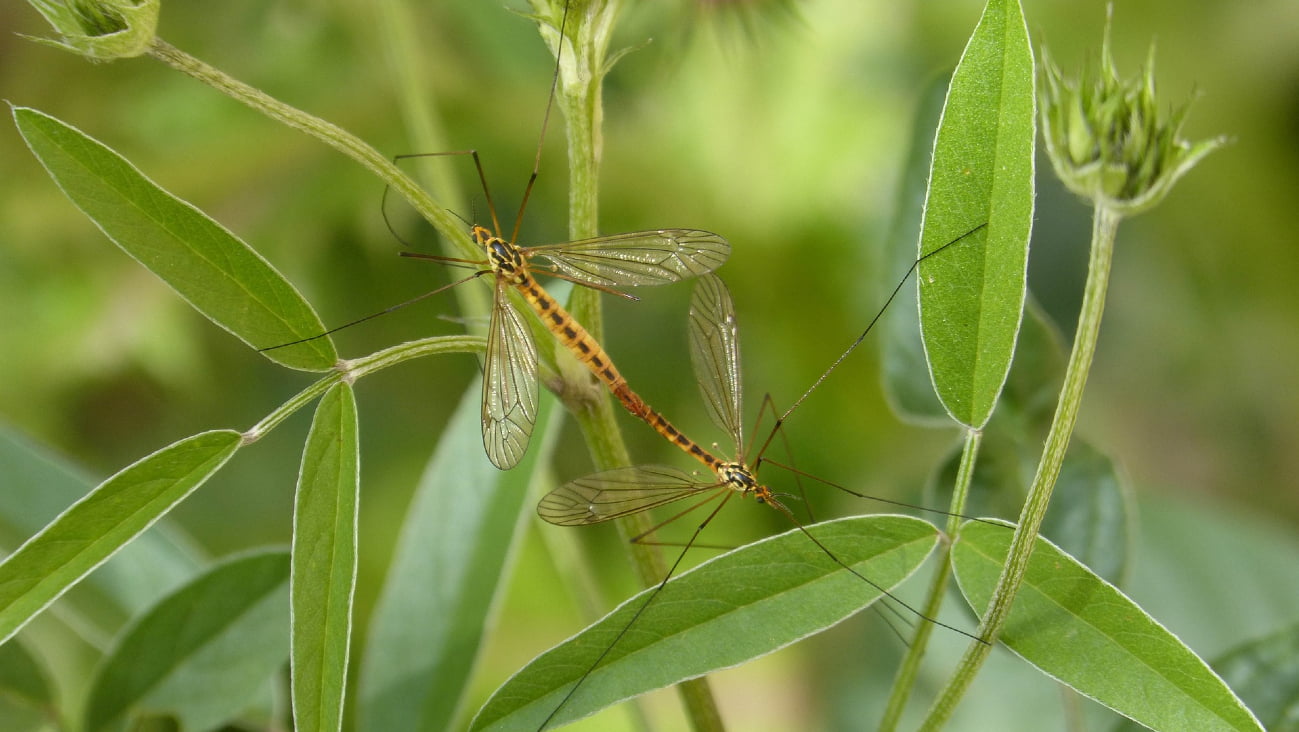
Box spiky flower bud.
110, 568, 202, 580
1039, 11, 1226, 216
26, 0, 159, 60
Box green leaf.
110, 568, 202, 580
0, 637, 55, 726
953, 520, 1264, 732
918, 0, 1034, 429
0, 430, 241, 644
472, 515, 941, 732
358, 380, 557, 732
292, 384, 359, 732
0, 423, 204, 640
881, 72, 952, 425
82, 550, 291, 732
11, 105, 335, 371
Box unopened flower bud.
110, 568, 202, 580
1039, 9, 1226, 216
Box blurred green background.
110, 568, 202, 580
2, 0, 1297, 730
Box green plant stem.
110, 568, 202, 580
537, 1, 723, 728
243, 335, 484, 441
879, 427, 981, 731
919, 204, 1120, 730
544, 0, 667, 587
145, 37, 477, 262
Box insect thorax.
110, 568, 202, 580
475, 226, 527, 282
717, 461, 761, 497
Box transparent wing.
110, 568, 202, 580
482, 277, 539, 470
689, 274, 744, 453
537, 465, 719, 526
527, 229, 729, 288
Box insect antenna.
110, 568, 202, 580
379, 155, 481, 250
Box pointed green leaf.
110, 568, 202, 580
918, 0, 1034, 428
83, 550, 291, 732
292, 384, 359, 732
0, 430, 241, 644
953, 520, 1263, 732
0, 424, 203, 637
472, 515, 941, 732
357, 380, 558, 732
12, 105, 335, 371
1114, 623, 1299, 732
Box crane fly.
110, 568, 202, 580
532, 224, 989, 730
266, 2, 729, 470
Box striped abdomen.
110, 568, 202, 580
511, 271, 722, 473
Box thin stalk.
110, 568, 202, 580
242, 335, 485, 442
145, 38, 477, 263
879, 427, 981, 731
918, 205, 1120, 730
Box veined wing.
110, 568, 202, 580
528, 229, 729, 288
688, 274, 744, 453
482, 277, 539, 470
537, 465, 721, 526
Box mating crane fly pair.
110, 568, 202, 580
266, 1, 993, 729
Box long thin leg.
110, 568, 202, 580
258, 271, 488, 352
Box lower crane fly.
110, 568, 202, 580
522, 224, 990, 730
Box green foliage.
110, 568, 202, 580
25, 0, 158, 59
358, 381, 558, 732
0, 430, 241, 644
1187, 625, 1299, 732
1, 0, 1293, 730
0, 424, 204, 635
1038, 11, 1226, 215
0, 638, 55, 728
